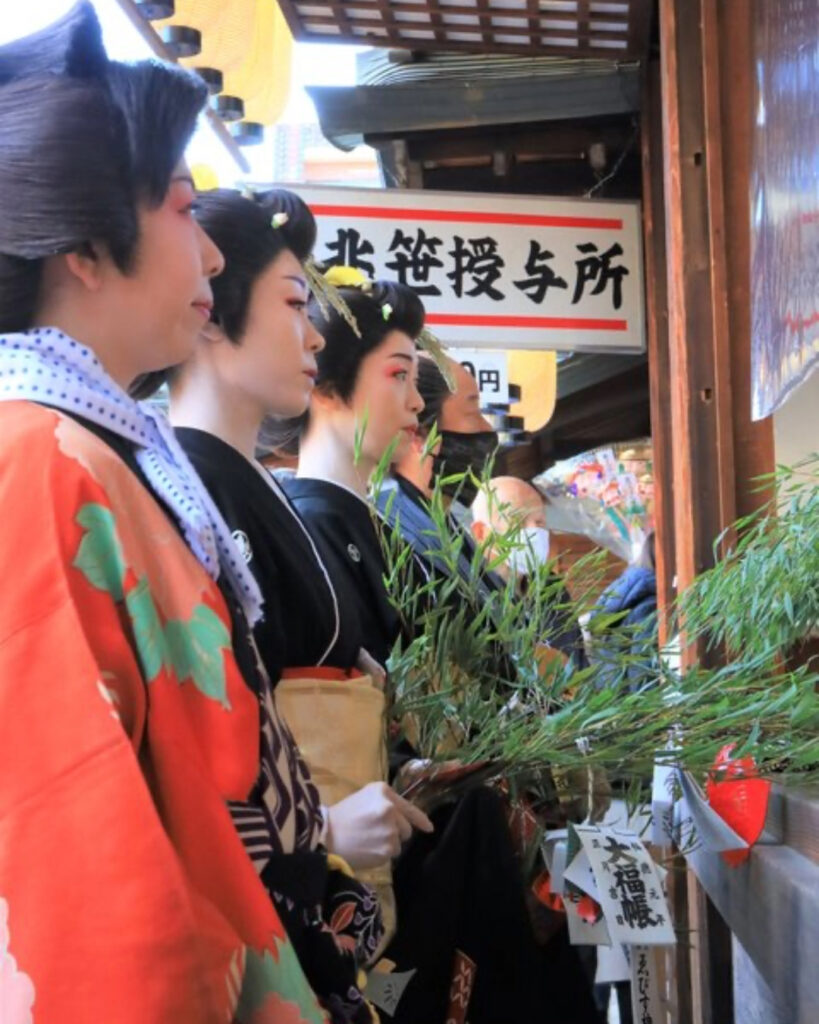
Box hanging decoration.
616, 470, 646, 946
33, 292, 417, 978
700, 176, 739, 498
134, 0, 295, 147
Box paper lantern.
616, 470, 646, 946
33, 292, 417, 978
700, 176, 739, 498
157, 0, 293, 126
190, 163, 220, 192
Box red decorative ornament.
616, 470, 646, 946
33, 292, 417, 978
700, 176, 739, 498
705, 744, 771, 866
532, 869, 565, 913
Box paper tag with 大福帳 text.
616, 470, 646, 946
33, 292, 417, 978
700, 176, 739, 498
568, 824, 675, 946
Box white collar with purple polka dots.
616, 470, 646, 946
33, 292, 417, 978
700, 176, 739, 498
0, 328, 263, 626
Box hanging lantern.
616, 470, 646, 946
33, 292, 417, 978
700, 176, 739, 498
135, 1, 174, 19
210, 94, 245, 122
190, 164, 221, 191
158, 0, 294, 126
229, 122, 264, 146
159, 25, 201, 59
193, 67, 223, 95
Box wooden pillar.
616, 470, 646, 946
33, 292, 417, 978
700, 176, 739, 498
660, 0, 736, 596
714, 0, 776, 516
640, 59, 675, 635
656, 0, 777, 1021
660, 3, 735, 1015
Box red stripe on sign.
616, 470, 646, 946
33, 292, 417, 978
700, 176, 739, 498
310, 204, 623, 230
425, 313, 628, 330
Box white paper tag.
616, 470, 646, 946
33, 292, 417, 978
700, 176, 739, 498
596, 942, 631, 984
569, 824, 676, 946
651, 759, 677, 847
564, 894, 612, 946
562, 824, 610, 946
365, 968, 417, 1016
542, 829, 568, 889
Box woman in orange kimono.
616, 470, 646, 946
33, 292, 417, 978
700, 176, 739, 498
0, 5, 328, 1022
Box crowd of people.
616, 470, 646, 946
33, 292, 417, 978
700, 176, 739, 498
0, 6, 657, 1022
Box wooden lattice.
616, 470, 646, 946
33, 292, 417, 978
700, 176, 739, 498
276, 0, 653, 59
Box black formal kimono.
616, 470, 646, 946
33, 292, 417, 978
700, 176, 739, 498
283, 476, 401, 669
176, 429, 361, 679
175, 429, 382, 1024
286, 475, 603, 1024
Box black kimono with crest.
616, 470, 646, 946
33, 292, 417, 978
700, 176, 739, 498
175, 429, 383, 1024
284, 474, 602, 1024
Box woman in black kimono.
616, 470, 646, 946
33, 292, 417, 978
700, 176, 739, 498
385, 356, 602, 1023
162, 188, 432, 1023
279, 274, 603, 1024
284, 276, 428, 668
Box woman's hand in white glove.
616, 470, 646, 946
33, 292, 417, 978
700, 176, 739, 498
325, 782, 434, 869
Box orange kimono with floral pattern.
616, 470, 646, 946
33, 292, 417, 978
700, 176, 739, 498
0, 402, 328, 1024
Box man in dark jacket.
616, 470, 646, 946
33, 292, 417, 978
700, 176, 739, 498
590, 532, 658, 691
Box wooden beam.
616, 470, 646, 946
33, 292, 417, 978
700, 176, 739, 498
658, 0, 750, 1018
688, 839, 819, 1023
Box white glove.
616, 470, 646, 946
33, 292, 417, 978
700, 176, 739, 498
325, 782, 434, 869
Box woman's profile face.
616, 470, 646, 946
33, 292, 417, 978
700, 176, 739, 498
345, 329, 424, 466
216, 248, 325, 418
101, 164, 224, 380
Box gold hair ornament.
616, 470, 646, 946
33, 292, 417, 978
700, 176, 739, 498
304, 258, 362, 338
321, 266, 454, 387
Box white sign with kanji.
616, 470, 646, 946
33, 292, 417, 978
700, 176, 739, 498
455, 349, 509, 405
294, 184, 645, 353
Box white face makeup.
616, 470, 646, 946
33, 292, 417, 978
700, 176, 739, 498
215, 249, 325, 419
344, 330, 424, 466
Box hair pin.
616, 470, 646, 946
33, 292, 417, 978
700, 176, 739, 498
418, 327, 456, 390
381, 302, 393, 322
240, 185, 256, 202
271, 211, 289, 229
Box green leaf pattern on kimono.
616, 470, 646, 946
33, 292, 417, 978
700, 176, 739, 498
236, 940, 328, 1024
125, 577, 167, 682
164, 605, 232, 710
73, 502, 233, 709
72, 503, 127, 602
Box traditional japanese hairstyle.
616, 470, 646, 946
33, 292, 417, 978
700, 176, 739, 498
193, 187, 318, 341
0, 1, 207, 334
310, 270, 425, 402
258, 269, 426, 456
